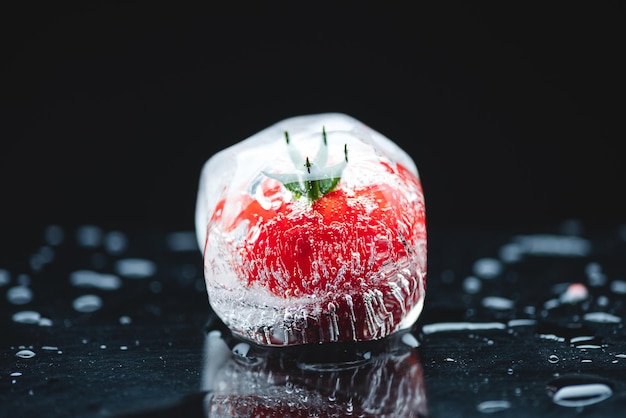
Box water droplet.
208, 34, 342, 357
104, 231, 128, 254
499, 243, 523, 263
463, 276, 482, 294
7, 286, 33, 305
120, 346, 128, 350
44, 224, 65, 246
401, 332, 420, 348
12, 310, 41, 324
547, 374, 613, 407
10, 372, 22, 377
38, 318, 52, 327
115, 258, 157, 279
559, 283, 588, 304
481, 296, 514, 311
507, 368, 514, 375
0, 268, 10, 286
583, 312, 621, 324
15, 349, 36, 359
41, 346, 59, 351
477, 400, 511, 413
513, 234, 590, 256
70, 270, 121, 290
422, 322, 506, 334
119, 315, 132, 325
548, 355, 559, 363
100, 345, 107, 349
166, 231, 198, 252
610, 280, 626, 295
72, 294, 103, 312
345, 398, 354, 414
76, 225, 103, 247
507, 319, 537, 327
473, 258, 503, 279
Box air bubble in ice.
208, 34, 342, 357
70, 270, 122, 290
115, 258, 156, 279
72, 294, 103, 312
473, 258, 502, 279
12, 310, 41, 324
7, 286, 33, 305
15, 349, 36, 359
476, 400, 511, 413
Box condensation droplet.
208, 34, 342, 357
548, 355, 559, 363
72, 294, 103, 313
119, 315, 132, 325
15, 349, 36, 359
7, 286, 33, 305
477, 400, 511, 413
10, 372, 22, 377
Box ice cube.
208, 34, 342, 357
195, 113, 426, 346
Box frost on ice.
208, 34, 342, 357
195, 113, 427, 346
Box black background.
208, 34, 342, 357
2, 2, 624, 243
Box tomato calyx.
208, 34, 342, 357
263, 128, 348, 203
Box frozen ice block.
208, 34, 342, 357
195, 113, 426, 346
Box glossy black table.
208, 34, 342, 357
2, 221, 626, 417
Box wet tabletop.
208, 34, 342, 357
2, 221, 626, 417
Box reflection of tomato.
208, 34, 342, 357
203, 330, 428, 417
211, 160, 426, 343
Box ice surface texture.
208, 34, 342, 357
195, 113, 426, 346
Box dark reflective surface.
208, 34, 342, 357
2, 221, 626, 417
